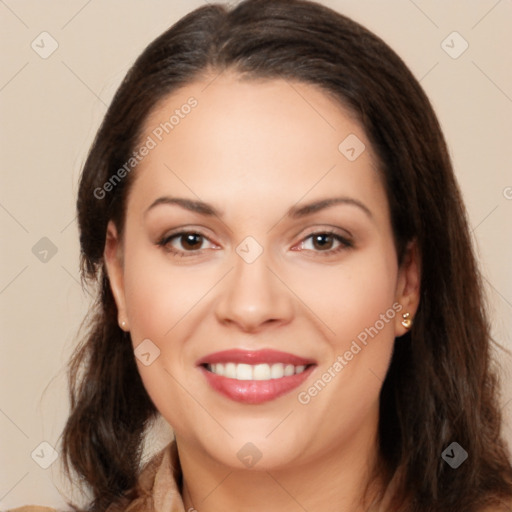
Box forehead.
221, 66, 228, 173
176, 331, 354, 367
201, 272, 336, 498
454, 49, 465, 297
130, 74, 386, 216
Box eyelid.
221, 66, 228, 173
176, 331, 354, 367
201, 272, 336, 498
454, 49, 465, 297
157, 225, 214, 242
295, 225, 353, 241
290, 224, 353, 244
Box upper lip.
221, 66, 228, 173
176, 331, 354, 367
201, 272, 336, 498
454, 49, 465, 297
196, 349, 316, 366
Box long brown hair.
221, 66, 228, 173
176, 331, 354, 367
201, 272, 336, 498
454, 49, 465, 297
62, 0, 512, 510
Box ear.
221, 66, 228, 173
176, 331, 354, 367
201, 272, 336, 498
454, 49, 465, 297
394, 239, 421, 337
104, 220, 129, 331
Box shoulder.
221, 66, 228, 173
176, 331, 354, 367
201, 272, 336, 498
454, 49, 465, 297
7, 443, 182, 512
104, 440, 184, 511
481, 499, 512, 511
7, 507, 58, 512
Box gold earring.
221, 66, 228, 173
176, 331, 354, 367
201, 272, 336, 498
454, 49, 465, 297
401, 312, 412, 329
120, 320, 127, 330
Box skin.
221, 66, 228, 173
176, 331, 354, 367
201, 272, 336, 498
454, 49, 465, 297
104, 72, 421, 512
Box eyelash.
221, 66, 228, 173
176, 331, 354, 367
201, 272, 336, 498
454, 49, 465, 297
156, 229, 353, 258
297, 230, 353, 255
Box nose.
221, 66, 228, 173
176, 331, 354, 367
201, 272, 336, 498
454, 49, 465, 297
214, 248, 294, 333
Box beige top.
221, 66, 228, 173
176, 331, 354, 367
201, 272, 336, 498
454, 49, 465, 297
8, 441, 186, 512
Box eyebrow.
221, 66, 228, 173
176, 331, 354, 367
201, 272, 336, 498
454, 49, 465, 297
145, 195, 373, 219
145, 196, 219, 216
288, 197, 372, 219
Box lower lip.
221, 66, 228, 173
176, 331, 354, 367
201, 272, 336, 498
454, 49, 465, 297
200, 365, 315, 404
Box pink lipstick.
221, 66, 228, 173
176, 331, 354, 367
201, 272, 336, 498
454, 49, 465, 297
197, 349, 316, 404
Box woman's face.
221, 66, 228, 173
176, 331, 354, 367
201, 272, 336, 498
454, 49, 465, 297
105, 73, 419, 471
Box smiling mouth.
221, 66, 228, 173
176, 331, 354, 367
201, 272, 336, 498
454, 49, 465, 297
204, 362, 310, 381
197, 349, 317, 404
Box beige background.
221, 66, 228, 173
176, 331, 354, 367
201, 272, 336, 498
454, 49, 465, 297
1, 0, 511, 508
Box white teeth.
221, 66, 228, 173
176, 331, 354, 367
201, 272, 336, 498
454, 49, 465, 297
271, 363, 284, 379
207, 362, 309, 380
224, 362, 236, 379
236, 363, 253, 380
253, 364, 271, 380
284, 364, 295, 377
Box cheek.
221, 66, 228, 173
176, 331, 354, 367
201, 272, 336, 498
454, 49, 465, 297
122, 243, 212, 340
291, 244, 399, 426
288, 245, 399, 349
120, 243, 220, 432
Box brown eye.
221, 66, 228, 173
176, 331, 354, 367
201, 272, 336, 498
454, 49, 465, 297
296, 231, 353, 255
157, 231, 214, 255
311, 233, 335, 250
180, 233, 204, 250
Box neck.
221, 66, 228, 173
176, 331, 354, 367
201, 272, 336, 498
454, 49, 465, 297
177, 411, 385, 512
